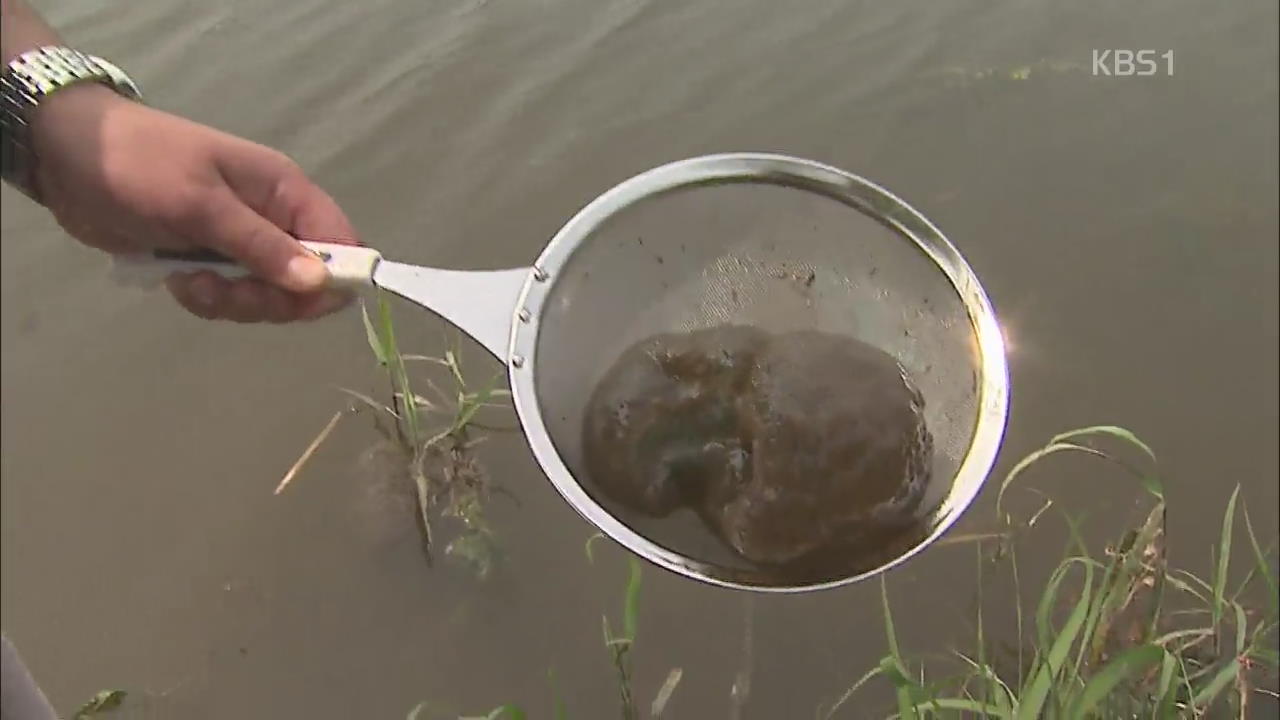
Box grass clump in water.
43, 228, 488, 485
421, 425, 1274, 718
822, 425, 1278, 719
280, 291, 513, 579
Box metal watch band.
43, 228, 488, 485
1, 46, 142, 203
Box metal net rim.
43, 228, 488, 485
505, 152, 1010, 592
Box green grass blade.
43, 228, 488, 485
73, 690, 127, 719
1233, 602, 1248, 657
1064, 644, 1163, 719
1152, 649, 1177, 720
880, 577, 907, 672
1249, 646, 1279, 670
376, 294, 421, 444
952, 653, 1015, 717
483, 705, 526, 720
1033, 561, 1073, 665
1011, 544, 1026, 691
1049, 426, 1156, 470
896, 688, 918, 720
622, 556, 642, 642
1212, 486, 1240, 632
1190, 659, 1239, 710
1174, 653, 1197, 716
901, 698, 1010, 716
1049, 426, 1161, 498
877, 658, 920, 720
878, 580, 927, 720
1242, 506, 1278, 622
1077, 536, 1125, 674
992, 681, 1014, 718
360, 299, 388, 366
996, 442, 1108, 520
974, 544, 997, 715
1020, 558, 1094, 720
547, 668, 569, 720
453, 371, 506, 433
1250, 616, 1277, 643
1033, 531, 1089, 659
998, 428, 1160, 524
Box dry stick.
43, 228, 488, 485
274, 411, 345, 495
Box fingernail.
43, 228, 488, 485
287, 254, 330, 290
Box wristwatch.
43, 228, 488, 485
1, 46, 142, 203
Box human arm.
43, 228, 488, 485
1, 0, 355, 322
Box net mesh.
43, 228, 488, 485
534, 182, 981, 575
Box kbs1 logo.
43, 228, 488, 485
1092, 50, 1174, 76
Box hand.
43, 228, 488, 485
30, 83, 357, 322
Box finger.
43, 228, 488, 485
294, 289, 355, 321
215, 144, 359, 243
193, 189, 330, 294
221, 279, 297, 323
165, 271, 227, 320
254, 282, 302, 324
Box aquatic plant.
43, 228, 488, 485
586, 536, 648, 720
71, 689, 126, 719
279, 291, 513, 578
822, 426, 1278, 719
429, 426, 1275, 719
268, 300, 1274, 718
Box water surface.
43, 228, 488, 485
2, 0, 1276, 716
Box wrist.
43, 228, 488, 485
30, 80, 124, 135
1, 46, 142, 202
29, 82, 125, 195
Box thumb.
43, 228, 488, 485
198, 190, 330, 293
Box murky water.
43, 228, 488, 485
2, 0, 1276, 717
